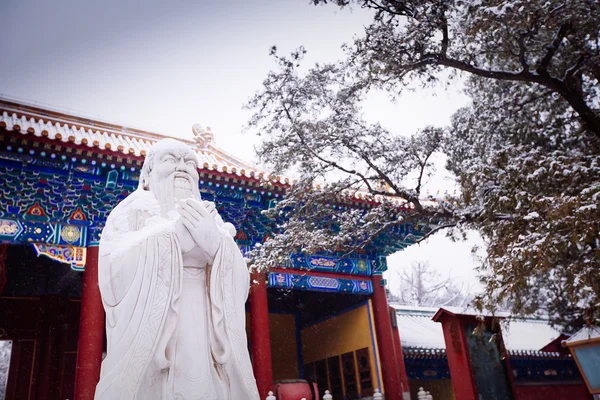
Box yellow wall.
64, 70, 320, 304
269, 313, 300, 381
300, 302, 382, 392
246, 311, 300, 381
245, 301, 384, 390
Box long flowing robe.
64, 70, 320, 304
95, 189, 259, 400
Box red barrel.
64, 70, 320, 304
273, 379, 319, 400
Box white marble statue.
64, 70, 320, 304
95, 138, 259, 400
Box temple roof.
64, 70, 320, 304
0, 96, 264, 178
393, 305, 563, 352
564, 325, 600, 346
0, 96, 443, 205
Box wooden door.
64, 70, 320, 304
356, 347, 373, 397
327, 356, 343, 399
4, 338, 40, 400
342, 351, 359, 398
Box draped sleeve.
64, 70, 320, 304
208, 232, 259, 400
95, 190, 183, 400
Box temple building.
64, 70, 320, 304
0, 98, 425, 400
0, 98, 592, 400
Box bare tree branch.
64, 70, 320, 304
413, 223, 456, 245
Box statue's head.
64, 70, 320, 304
139, 138, 201, 214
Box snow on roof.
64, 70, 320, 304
565, 326, 600, 346
393, 305, 562, 352
0, 96, 451, 201
395, 308, 447, 349
0, 96, 267, 178
503, 319, 564, 351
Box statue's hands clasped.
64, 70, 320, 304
176, 199, 221, 260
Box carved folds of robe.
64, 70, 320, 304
95, 189, 259, 400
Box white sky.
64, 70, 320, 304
0, 0, 484, 295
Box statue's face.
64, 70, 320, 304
153, 145, 199, 188
147, 140, 200, 212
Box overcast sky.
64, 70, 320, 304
0, 0, 483, 295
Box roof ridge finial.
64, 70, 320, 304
192, 123, 215, 149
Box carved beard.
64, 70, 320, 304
149, 172, 201, 216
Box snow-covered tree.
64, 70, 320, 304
389, 261, 472, 307
447, 75, 599, 330
246, 0, 600, 329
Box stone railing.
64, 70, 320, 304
265, 388, 384, 399
417, 387, 433, 400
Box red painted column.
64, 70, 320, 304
74, 246, 104, 400
371, 274, 403, 400
390, 307, 411, 399
433, 312, 478, 400
249, 271, 273, 399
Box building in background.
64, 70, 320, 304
0, 98, 430, 400
394, 305, 591, 400
0, 97, 592, 400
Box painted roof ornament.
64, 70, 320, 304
192, 123, 215, 149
